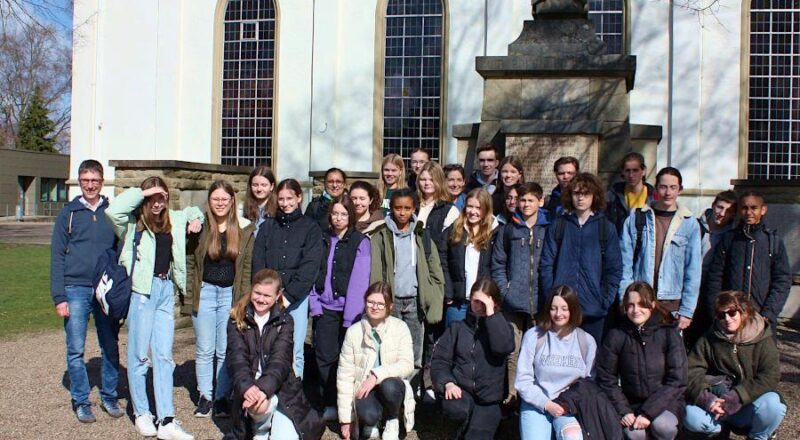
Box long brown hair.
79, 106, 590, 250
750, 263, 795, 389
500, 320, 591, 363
450, 188, 494, 251
349, 180, 382, 214
137, 176, 172, 234
231, 268, 283, 331
537, 285, 583, 332
621, 281, 674, 325
715, 290, 758, 335
470, 278, 502, 312
205, 180, 240, 261
244, 166, 277, 221
416, 161, 450, 204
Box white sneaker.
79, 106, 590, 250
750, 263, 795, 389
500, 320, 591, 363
135, 415, 157, 437
361, 425, 380, 439
382, 418, 400, 440
322, 406, 337, 422
156, 420, 194, 440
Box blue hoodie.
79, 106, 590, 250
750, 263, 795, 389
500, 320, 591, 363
491, 211, 550, 316
539, 211, 622, 318
50, 196, 117, 305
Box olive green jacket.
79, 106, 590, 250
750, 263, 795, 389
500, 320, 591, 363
687, 316, 780, 407
186, 220, 256, 314
369, 222, 445, 324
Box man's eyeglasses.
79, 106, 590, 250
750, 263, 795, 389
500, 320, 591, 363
79, 178, 102, 185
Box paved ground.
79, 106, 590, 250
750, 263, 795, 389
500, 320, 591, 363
0, 221, 54, 245
0, 324, 797, 440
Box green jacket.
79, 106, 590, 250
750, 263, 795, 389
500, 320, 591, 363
105, 188, 204, 296
687, 316, 780, 407
369, 222, 445, 324
186, 220, 256, 314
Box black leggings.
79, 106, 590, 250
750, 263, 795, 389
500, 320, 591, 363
441, 390, 502, 440
355, 377, 405, 427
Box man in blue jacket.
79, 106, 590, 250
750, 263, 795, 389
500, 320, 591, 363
50, 160, 123, 423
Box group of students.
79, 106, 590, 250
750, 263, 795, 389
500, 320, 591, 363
50, 147, 790, 440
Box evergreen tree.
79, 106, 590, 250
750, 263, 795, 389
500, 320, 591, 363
16, 86, 56, 153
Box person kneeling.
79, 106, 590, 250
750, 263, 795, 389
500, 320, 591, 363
431, 278, 515, 439
337, 282, 416, 440
225, 269, 324, 440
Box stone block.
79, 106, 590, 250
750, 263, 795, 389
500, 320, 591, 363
506, 134, 598, 189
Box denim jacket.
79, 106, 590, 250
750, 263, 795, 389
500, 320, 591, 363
619, 204, 702, 318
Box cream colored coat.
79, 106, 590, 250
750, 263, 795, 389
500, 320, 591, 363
337, 315, 416, 430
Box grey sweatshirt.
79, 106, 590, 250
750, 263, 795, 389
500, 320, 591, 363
385, 215, 418, 298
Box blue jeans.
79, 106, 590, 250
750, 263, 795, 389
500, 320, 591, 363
127, 278, 176, 419
445, 302, 468, 327
287, 296, 309, 378
684, 392, 786, 440
192, 282, 233, 401
251, 395, 299, 440
520, 401, 583, 440
63, 286, 121, 407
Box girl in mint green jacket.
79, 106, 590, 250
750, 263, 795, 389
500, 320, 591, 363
106, 176, 203, 439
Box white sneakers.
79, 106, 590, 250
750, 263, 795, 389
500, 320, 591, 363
322, 406, 338, 422
361, 425, 380, 439
382, 418, 400, 440
135, 415, 157, 437
156, 419, 194, 440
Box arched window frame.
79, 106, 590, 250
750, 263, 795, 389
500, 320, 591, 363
373, 0, 449, 170
212, 0, 280, 169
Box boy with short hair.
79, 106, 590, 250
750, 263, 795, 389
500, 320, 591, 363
51, 159, 123, 423
705, 191, 791, 327
698, 190, 737, 268
465, 144, 499, 194
545, 156, 580, 220
370, 188, 445, 391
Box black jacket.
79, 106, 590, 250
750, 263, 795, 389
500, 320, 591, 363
595, 315, 687, 420
441, 225, 494, 303
431, 312, 514, 404
423, 200, 456, 254
605, 181, 656, 233
705, 222, 791, 324
314, 227, 368, 298
304, 195, 332, 233
226, 305, 324, 440
252, 209, 323, 303
555, 379, 623, 440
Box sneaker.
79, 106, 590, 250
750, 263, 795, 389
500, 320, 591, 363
361, 425, 380, 439
135, 415, 157, 437
322, 406, 337, 422
75, 404, 96, 423
194, 396, 212, 418
382, 418, 400, 440
213, 398, 230, 418
157, 419, 194, 440
101, 399, 125, 418
422, 388, 437, 404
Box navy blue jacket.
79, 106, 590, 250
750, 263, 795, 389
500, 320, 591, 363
539, 212, 622, 318
441, 224, 495, 303
491, 212, 549, 316
50, 196, 117, 305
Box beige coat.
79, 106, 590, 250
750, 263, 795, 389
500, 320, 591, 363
336, 316, 416, 430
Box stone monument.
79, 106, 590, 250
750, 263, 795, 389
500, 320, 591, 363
455, 0, 661, 188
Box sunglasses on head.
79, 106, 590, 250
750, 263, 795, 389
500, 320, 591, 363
716, 309, 740, 320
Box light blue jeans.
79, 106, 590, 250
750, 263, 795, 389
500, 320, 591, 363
251, 395, 299, 440
287, 296, 309, 377
445, 302, 468, 327
520, 401, 583, 440
127, 278, 176, 420
684, 392, 786, 440
192, 282, 233, 401
63, 286, 121, 407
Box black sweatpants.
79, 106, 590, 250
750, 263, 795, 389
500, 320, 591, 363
355, 377, 405, 427
313, 308, 347, 407
441, 390, 501, 440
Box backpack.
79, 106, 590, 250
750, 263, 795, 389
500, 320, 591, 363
93, 229, 143, 321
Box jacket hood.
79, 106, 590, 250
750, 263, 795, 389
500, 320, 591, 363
67, 195, 109, 212
385, 214, 417, 237
641, 202, 694, 219
712, 314, 772, 345
470, 169, 498, 186
275, 207, 303, 225
511, 210, 550, 227
738, 222, 769, 236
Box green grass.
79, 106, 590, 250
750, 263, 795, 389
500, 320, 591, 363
0, 243, 62, 337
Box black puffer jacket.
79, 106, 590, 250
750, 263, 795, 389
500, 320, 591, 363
226, 305, 324, 440
441, 225, 494, 303
555, 378, 623, 440
705, 222, 791, 325
430, 312, 514, 404
252, 209, 323, 304
595, 314, 687, 421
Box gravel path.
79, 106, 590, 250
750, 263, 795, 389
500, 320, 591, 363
1, 325, 797, 439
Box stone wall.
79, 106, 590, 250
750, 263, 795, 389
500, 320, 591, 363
506, 134, 599, 189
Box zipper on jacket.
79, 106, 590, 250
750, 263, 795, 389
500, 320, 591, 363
528, 228, 535, 315
732, 344, 745, 379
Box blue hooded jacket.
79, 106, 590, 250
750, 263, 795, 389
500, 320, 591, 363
539, 211, 622, 318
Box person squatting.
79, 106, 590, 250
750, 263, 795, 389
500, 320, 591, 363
51, 151, 791, 440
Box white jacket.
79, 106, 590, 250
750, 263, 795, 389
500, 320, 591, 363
336, 316, 416, 430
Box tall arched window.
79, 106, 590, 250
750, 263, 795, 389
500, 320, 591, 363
588, 0, 624, 55
221, 0, 276, 166
382, 0, 444, 164
747, 1, 799, 179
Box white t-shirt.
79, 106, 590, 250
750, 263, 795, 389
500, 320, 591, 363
464, 244, 480, 300
253, 310, 271, 380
